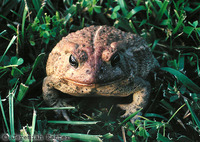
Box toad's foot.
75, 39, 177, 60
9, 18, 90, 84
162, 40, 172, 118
117, 82, 150, 122
42, 77, 73, 121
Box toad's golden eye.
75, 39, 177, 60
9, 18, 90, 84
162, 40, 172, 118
111, 53, 120, 67
69, 54, 78, 68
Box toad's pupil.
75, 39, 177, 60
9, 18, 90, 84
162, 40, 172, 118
111, 53, 120, 67
69, 54, 78, 68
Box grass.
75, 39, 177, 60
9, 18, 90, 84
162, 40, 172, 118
0, 0, 200, 141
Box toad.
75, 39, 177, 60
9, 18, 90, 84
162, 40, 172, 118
42, 25, 159, 120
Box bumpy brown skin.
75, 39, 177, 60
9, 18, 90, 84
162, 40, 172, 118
42, 25, 159, 120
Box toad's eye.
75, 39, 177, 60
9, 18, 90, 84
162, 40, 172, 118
111, 53, 120, 67
69, 54, 78, 68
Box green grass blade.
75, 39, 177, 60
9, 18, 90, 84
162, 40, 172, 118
156, 0, 169, 23
151, 39, 160, 51
146, 0, 158, 16
117, 0, 128, 15
117, 108, 143, 130
157, 133, 172, 142
126, 5, 146, 20
35, 0, 46, 19
144, 113, 168, 121
0, 14, 13, 23
160, 67, 200, 93
188, 4, 200, 16
60, 133, 103, 142
32, 0, 41, 12
182, 53, 200, 77
172, 14, 185, 34
184, 97, 200, 130
25, 53, 45, 85
9, 89, 16, 142
10, 10, 22, 19
1, 0, 18, 16
48, 121, 99, 125
16, 83, 29, 102
102, 133, 113, 140
0, 30, 7, 36
0, 95, 11, 135
0, 35, 17, 64
31, 109, 37, 142
38, 106, 75, 110
7, 24, 17, 32
46, 0, 56, 13
0, 30, 9, 40
128, 20, 138, 34
16, 53, 45, 102
167, 104, 186, 124
21, 1, 29, 47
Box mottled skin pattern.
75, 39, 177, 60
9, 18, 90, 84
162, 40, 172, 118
42, 25, 159, 120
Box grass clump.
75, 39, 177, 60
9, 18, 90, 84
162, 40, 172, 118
0, 0, 200, 141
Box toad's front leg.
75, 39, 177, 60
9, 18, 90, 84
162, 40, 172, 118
117, 78, 151, 120
42, 76, 72, 121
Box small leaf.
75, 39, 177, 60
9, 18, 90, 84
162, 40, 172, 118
160, 19, 170, 26
51, 31, 56, 37
40, 24, 46, 30
11, 67, 24, 77
0, 55, 9, 65
30, 40, 36, 46
111, 12, 117, 19
138, 127, 149, 138
189, 93, 200, 103
43, 31, 50, 38
27, 76, 36, 85
196, 27, 200, 36
88, 7, 94, 15
8, 78, 19, 87
43, 38, 50, 44
10, 56, 18, 65
94, 6, 101, 13
20, 65, 31, 73
17, 58, 24, 65
113, 5, 120, 12
157, 133, 172, 142
180, 85, 186, 94
131, 135, 137, 142
127, 130, 132, 136
193, 21, 198, 28
170, 95, 179, 102
183, 26, 194, 36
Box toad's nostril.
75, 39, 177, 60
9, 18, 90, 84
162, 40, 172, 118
86, 69, 91, 74
99, 66, 105, 73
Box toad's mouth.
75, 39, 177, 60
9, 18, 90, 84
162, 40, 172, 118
55, 76, 135, 97
63, 77, 129, 87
